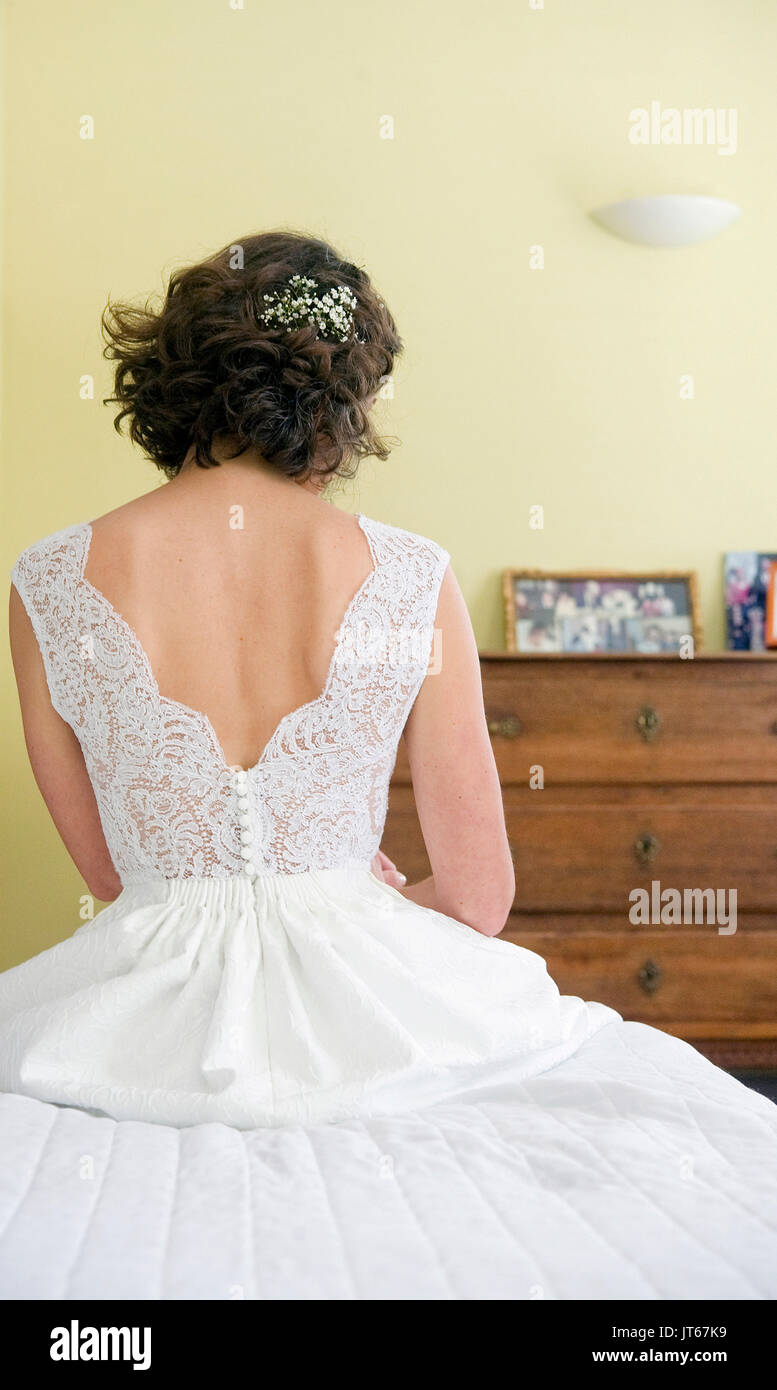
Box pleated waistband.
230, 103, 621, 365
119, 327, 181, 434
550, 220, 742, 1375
118, 862, 377, 909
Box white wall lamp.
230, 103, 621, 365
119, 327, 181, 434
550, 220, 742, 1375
590, 195, 741, 247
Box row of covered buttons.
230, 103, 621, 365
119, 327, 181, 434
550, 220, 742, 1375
232, 768, 258, 878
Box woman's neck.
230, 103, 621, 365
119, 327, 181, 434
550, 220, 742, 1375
170, 438, 328, 501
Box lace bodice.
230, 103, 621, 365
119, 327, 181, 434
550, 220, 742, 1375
11, 514, 449, 882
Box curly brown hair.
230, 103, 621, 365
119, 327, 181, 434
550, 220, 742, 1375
101, 230, 402, 481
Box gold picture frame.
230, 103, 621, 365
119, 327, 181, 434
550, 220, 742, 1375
502, 569, 703, 656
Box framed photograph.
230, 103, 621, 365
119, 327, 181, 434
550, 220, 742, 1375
502, 570, 702, 655
724, 551, 777, 650
764, 560, 777, 649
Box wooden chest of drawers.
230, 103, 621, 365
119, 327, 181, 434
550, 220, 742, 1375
383, 654, 777, 1069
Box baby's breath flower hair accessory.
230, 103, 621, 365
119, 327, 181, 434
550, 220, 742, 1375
259, 274, 359, 344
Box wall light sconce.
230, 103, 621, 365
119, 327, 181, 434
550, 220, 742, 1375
590, 195, 741, 247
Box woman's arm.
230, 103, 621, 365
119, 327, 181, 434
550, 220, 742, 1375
399, 565, 515, 936
9, 584, 123, 903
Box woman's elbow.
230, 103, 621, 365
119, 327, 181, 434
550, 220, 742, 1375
446, 866, 516, 937
84, 865, 123, 903
474, 889, 515, 937
484, 859, 516, 935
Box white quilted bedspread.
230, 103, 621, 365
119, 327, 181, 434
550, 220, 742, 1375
2, 1020, 776, 1300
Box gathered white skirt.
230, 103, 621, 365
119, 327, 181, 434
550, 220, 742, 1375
0, 866, 618, 1128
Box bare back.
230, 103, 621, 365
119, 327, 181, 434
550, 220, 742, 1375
84, 468, 375, 772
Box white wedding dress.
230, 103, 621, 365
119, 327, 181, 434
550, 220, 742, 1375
1, 512, 619, 1129
4, 511, 777, 1300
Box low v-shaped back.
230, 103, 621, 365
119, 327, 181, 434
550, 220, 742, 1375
78, 515, 381, 777
11, 513, 450, 882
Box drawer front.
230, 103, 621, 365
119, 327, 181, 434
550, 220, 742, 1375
382, 786, 777, 914
505, 930, 777, 1031
395, 659, 777, 785
502, 799, 777, 913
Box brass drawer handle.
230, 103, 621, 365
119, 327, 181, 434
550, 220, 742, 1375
635, 706, 661, 742
634, 832, 661, 864
487, 715, 522, 739
638, 959, 662, 994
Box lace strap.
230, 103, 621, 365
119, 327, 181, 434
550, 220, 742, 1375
358, 512, 450, 586
355, 514, 450, 705
10, 523, 91, 723
409, 533, 450, 693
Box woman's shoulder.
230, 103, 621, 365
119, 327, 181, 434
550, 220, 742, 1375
357, 512, 451, 571
11, 519, 91, 586
11, 492, 161, 586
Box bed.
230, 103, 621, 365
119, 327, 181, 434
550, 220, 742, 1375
2, 1018, 776, 1300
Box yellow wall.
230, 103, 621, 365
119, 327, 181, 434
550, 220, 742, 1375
3, 1, 776, 964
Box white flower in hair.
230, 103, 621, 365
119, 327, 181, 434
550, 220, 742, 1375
259, 273, 359, 343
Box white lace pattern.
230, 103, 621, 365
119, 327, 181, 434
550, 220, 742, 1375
11, 515, 449, 883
